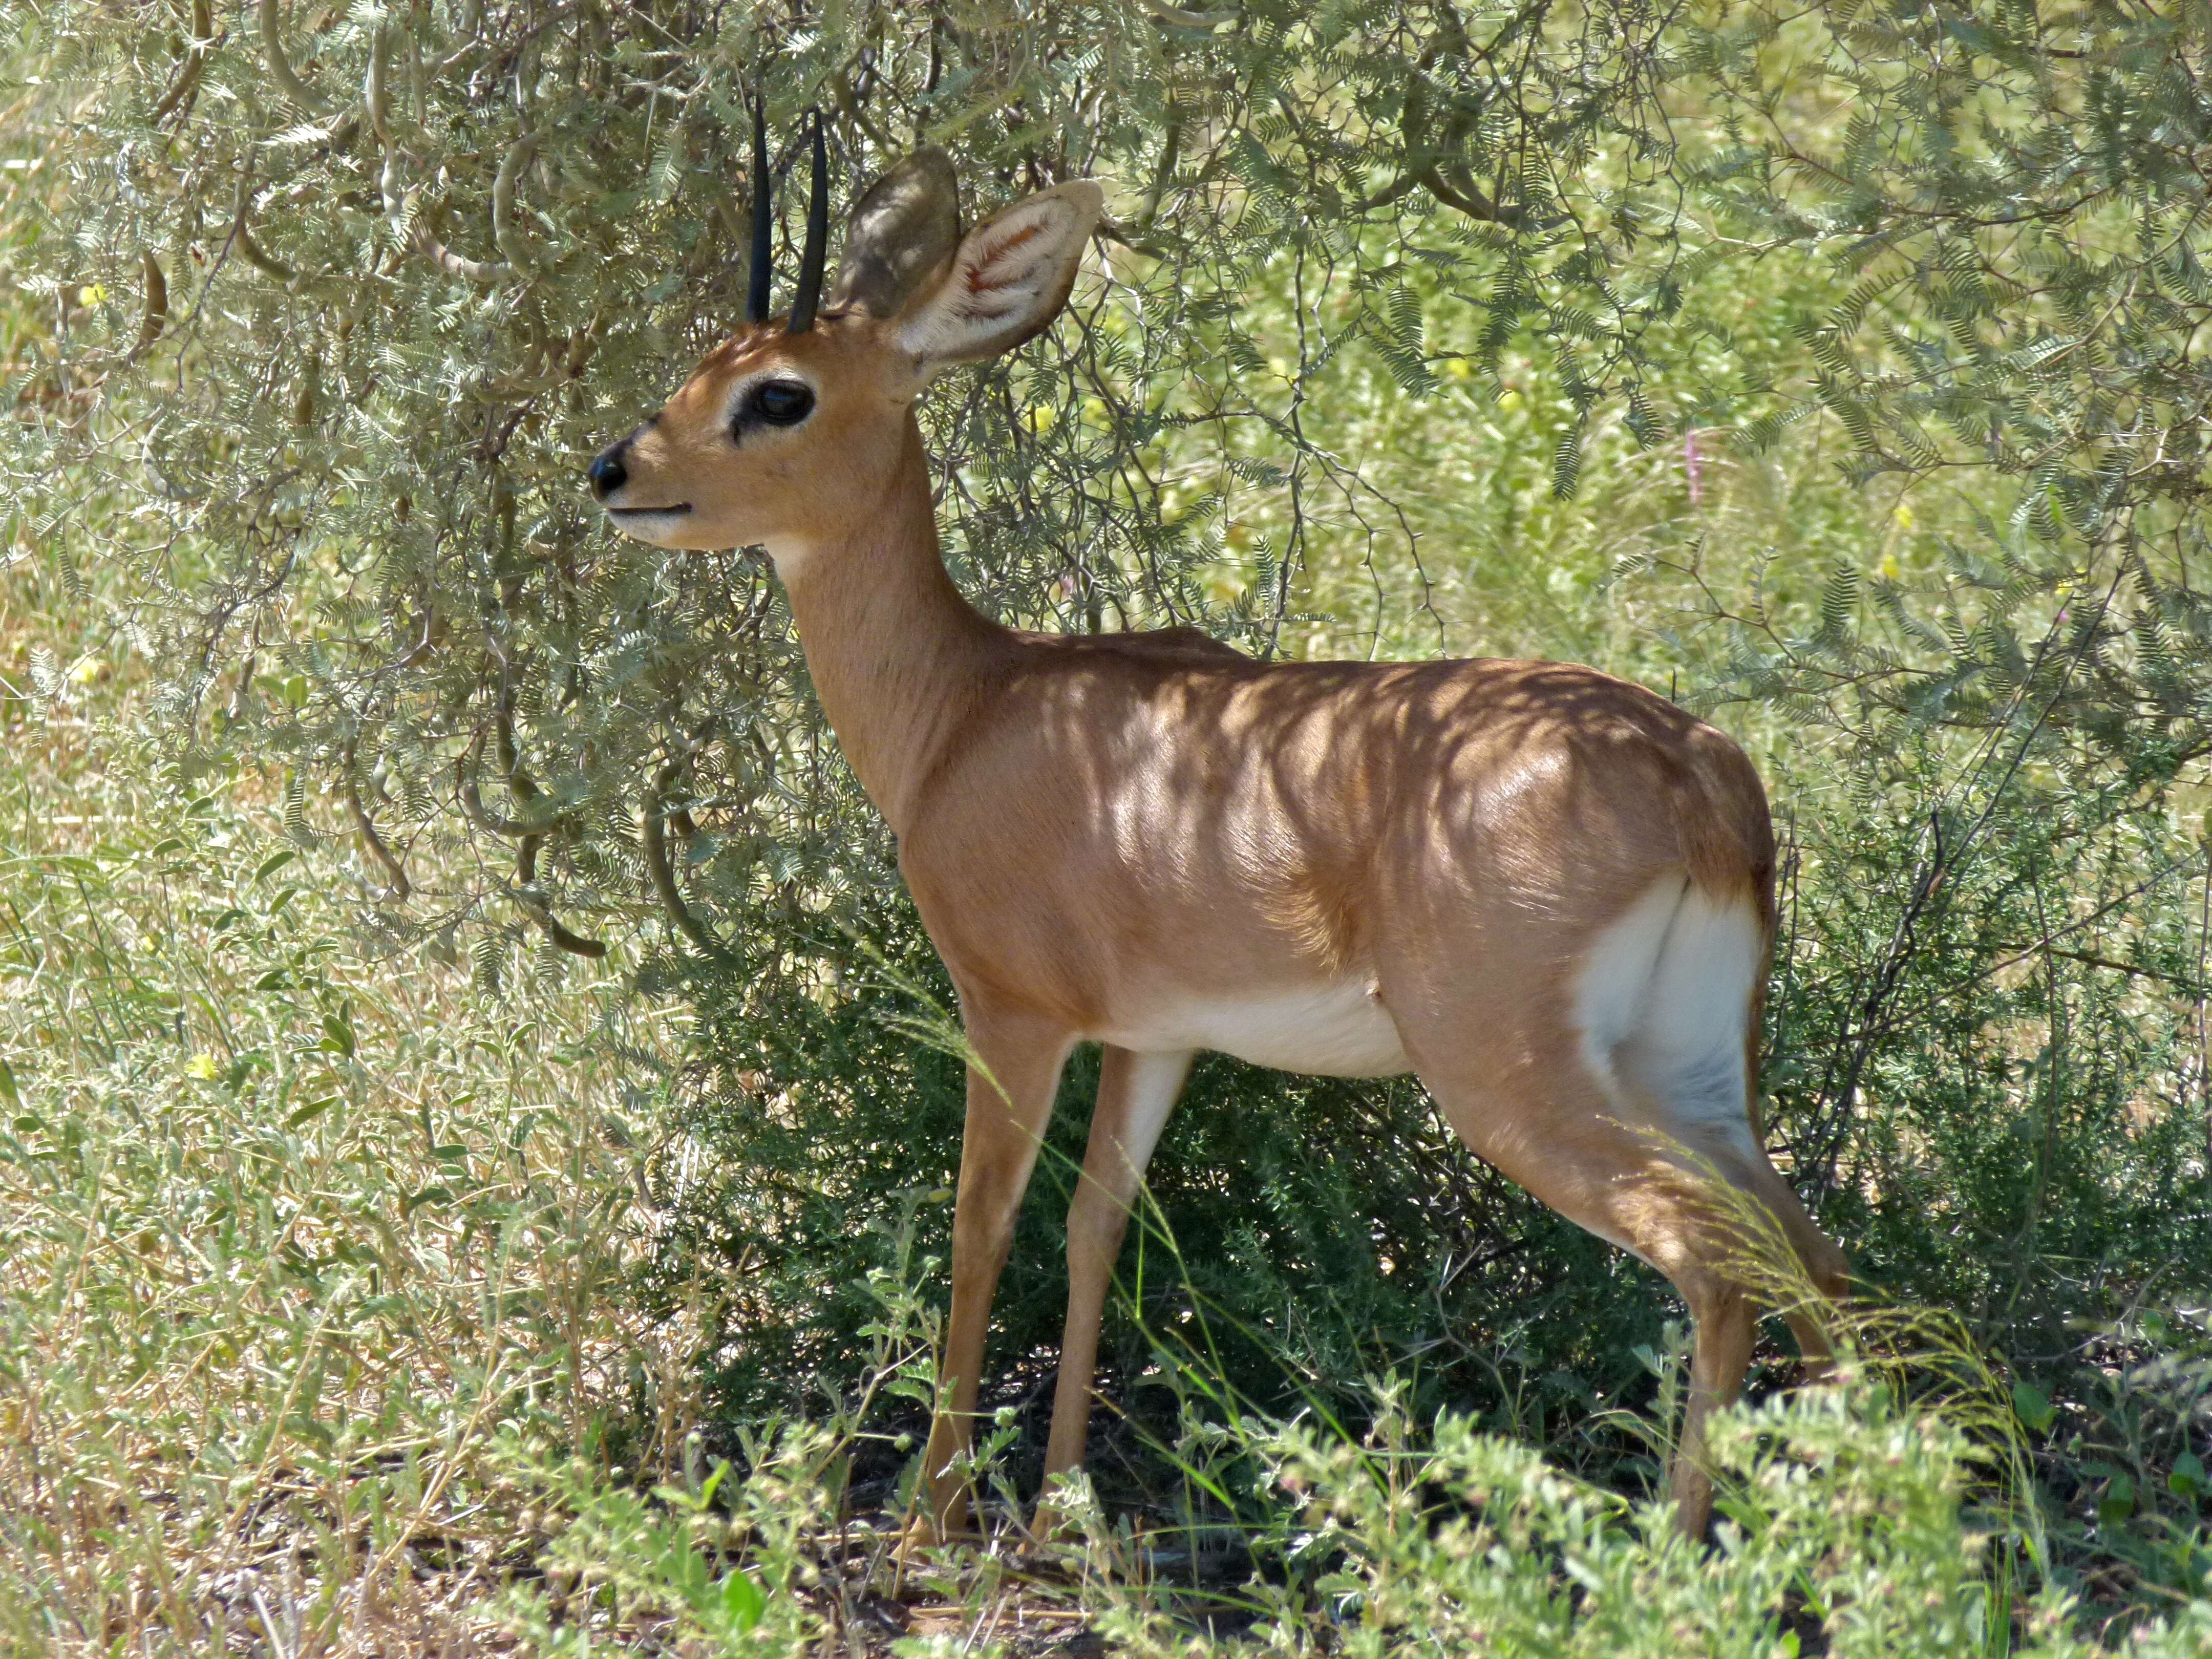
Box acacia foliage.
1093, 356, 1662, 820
2, 0, 1697, 954
7, 1, 2212, 956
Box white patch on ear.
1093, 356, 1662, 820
894, 181, 1102, 373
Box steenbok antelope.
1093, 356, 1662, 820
589, 114, 1849, 1542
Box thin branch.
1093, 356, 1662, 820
1141, 1, 1238, 28
368, 23, 509, 287
491, 131, 540, 269
827, 62, 894, 154
1135, 115, 1183, 234
151, 0, 215, 125
231, 175, 299, 285
128, 250, 167, 361
344, 750, 411, 901
259, 0, 318, 112
515, 836, 607, 958
1421, 162, 1502, 222
457, 732, 571, 838
642, 761, 730, 958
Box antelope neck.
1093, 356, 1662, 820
774, 418, 1007, 834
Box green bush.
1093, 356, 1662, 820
491, 1307, 2211, 1655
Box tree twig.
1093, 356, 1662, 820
344, 749, 411, 900
1141, 0, 1238, 27
151, 0, 214, 125
129, 251, 167, 360
231, 175, 299, 284
515, 836, 607, 958
642, 761, 729, 958
367, 23, 509, 286
491, 132, 540, 268
456, 730, 570, 837
259, 0, 318, 112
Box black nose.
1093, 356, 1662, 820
587, 444, 628, 501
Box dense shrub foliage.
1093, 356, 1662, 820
4, 0, 2211, 1649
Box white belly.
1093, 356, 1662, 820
1100, 980, 1412, 1078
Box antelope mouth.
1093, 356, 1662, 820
606, 503, 692, 521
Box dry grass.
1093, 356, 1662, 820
0, 542, 696, 1654
0, 516, 1140, 1658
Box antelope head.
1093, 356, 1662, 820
589, 110, 1102, 561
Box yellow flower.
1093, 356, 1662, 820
183, 1053, 220, 1081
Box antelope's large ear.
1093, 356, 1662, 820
891, 180, 1102, 375
826, 148, 963, 320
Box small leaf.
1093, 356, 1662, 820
1818, 562, 1862, 644
1552, 426, 1583, 499
1386, 281, 1424, 352
662, 1538, 713, 1609
472, 935, 502, 993
2171, 1451, 2205, 1499
285, 1096, 335, 1129
717, 1568, 765, 1633
2097, 1470, 2136, 1522
2011, 1379, 2054, 1434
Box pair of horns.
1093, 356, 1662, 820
748, 99, 831, 333
745, 102, 966, 329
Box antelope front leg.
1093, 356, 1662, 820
1035, 1046, 1194, 1538
914, 1011, 1073, 1545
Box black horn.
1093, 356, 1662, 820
786, 111, 830, 333
746, 95, 773, 324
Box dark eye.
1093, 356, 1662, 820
750, 380, 815, 428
